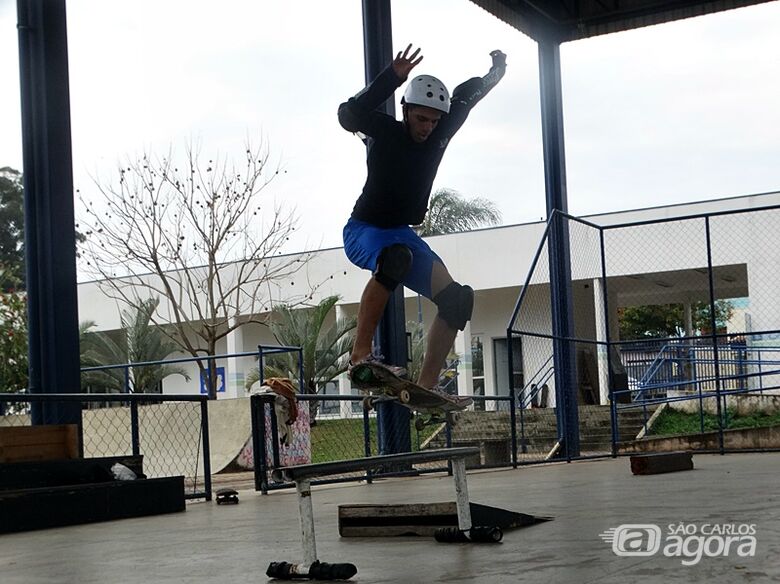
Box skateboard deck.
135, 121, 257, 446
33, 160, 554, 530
349, 362, 471, 416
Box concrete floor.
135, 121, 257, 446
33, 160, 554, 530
2, 453, 779, 583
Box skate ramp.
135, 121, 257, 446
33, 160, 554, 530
207, 396, 253, 473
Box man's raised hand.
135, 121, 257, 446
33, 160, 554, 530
392, 44, 423, 81
490, 50, 507, 68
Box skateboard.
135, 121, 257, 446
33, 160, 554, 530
216, 488, 239, 505
349, 362, 471, 427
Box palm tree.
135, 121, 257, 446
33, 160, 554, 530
416, 188, 502, 236
80, 297, 190, 393
245, 295, 356, 424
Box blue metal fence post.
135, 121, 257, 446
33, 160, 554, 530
250, 394, 269, 495
599, 228, 619, 457
258, 346, 264, 386
704, 218, 726, 454
298, 348, 305, 394
200, 398, 212, 501
362, 0, 411, 456
363, 405, 373, 484
507, 329, 520, 466
538, 39, 580, 458
130, 401, 140, 457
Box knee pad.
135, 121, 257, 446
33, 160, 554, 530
433, 282, 474, 331
373, 244, 413, 291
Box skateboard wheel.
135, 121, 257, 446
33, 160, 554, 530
362, 396, 375, 411
469, 526, 503, 543
398, 389, 411, 404
414, 416, 425, 432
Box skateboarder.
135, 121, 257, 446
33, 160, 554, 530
339, 44, 507, 397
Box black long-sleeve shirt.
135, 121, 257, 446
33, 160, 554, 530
338, 63, 505, 228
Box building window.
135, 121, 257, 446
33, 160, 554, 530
493, 337, 523, 398
471, 335, 485, 411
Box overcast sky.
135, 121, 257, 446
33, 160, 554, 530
1, 0, 779, 256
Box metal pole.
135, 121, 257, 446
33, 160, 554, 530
270, 400, 281, 469
538, 39, 579, 458
258, 346, 264, 387
362, 404, 373, 484
599, 228, 619, 456
361, 0, 410, 456
130, 401, 140, 457
704, 218, 725, 454
17, 0, 81, 426
200, 398, 212, 501
250, 394, 269, 494
298, 348, 305, 393
507, 329, 519, 467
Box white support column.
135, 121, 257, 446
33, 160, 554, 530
455, 322, 474, 397
452, 458, 472, 532
336, 304, 354, 418
682, 300, 695, 391
296, 479, 318, 565
593, 278, 611, 405
225, 318, 245, 399
683, 301, 694, 337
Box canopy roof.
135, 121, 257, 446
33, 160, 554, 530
469, 0, 775, 42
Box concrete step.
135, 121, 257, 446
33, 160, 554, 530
423, 405, 656, 456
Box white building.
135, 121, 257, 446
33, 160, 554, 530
77, 190, 780, 409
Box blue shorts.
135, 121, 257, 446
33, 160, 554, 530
343, 218, 443, 299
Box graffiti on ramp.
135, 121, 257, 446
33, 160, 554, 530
234, 406, 311, 469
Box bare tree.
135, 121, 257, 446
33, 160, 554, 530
79, 141, 314, 398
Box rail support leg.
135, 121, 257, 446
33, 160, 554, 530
435, 458, 503, 544
452, 458, 472, 532
297, 479, 317, 565
266, 479, 357, 580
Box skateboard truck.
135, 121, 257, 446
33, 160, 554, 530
414, 410, 460, 431
362, 393, 401, 411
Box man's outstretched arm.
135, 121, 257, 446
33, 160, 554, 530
439, 50, 507, 136
338, 44, 423, 136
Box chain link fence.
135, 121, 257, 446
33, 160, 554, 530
507, 202, 780, 462
0, 394, 211, 499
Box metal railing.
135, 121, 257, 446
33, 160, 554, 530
250, 393, 520, 494
79, 344, 305, 396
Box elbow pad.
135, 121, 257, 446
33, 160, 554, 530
338, 101, 361, 132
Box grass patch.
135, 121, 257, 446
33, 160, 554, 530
309, 416, 442, 464
649, 408, 780, 436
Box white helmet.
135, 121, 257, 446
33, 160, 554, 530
402, 75, 450, 114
